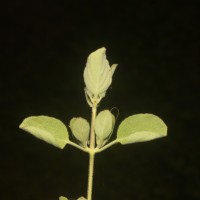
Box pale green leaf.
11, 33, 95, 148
101, 112, 116, 147
84, 47, 117, 105
95, 110, 113, 147
117, 114, 167, 145
59, 196, 68, 200
70, 117, 90, 146
77, 197, 86, 200
19, 116, 69, 149
110, 64, 117, 76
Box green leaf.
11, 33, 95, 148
19, 116, 69, 149
77, 197, 86, 200
116, 114, 167, 145
59, 196, 68, 200
94, 110, 113, 147
70, 117, 90, 146
101, 112, 116, 147
84, 47, 117, 105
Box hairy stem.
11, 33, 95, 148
87, 152, 95, 200
87, 105, 97, 200
89, 106, 97, 149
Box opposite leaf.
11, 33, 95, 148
117, 114, 167, 145
70, 117, 90, 146
59, 196, 68, 200
19, 116, 69, 149
94, 110, 114, 147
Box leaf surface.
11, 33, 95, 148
70, 117, 90, 146
94, 110, 113, 147
59, 197, 68, 200
77, 197, 87, 200
83, 47, 117, 105
117, 114, 167, 145
20, 116, 69, 149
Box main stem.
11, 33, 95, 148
87, 105, 97, 200
87, 152, 95, 200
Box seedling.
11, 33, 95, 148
19, 47, 167, 200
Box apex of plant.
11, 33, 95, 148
84, 47, 117, 106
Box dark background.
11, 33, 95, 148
1, 0, 199, 200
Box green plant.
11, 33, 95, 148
19, 47, 167, 200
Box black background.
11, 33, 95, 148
1, 0, 200, 200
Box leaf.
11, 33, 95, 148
70, 117, 90, 146
116, 114, 167, 145
101, 112, 116, 147
94, 110, 113, 147
19, 116, 69, 149
59, 196, 68, 200
77, 197, 87, 200
84, 47, 117, 105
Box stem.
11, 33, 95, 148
87, 105, 97, 200
89, 106, 97, 149
87, 152, 95, 200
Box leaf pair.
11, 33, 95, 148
19, 113, 167, 150
93, 110, 167, 147
19, 115, 91, 149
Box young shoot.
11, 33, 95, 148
19, 47, 167, 200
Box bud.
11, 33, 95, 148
84, 47, 117, 106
